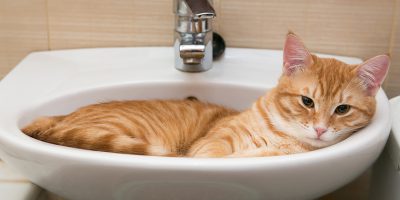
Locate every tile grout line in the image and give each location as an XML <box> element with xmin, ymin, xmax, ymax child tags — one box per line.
<box><xmin>0</xmin><ymin>179</ymin><xmax>32</xmax><ymax>184</ymax></box>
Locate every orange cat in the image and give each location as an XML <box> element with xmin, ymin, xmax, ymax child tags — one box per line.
<box><xmin>22</xmin><ymin>33</ymin><xmax>390</xmax><ymax>157</ymax></box>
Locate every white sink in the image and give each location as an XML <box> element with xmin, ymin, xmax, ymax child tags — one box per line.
<box><xmin>0</xmin><ymin>47</ymin><xmax>391</xmax><ymax>200</ymax></box>
<box><xmin>370</xmin><ymin>96</ymin><xmax>400</xmax><ymax>199</ymax></box>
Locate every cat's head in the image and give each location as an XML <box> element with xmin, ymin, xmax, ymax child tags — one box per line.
<box><xmin>270</xmin><ymin>32</ymin><xmax>390</xmax><ymax>148</ymax></box>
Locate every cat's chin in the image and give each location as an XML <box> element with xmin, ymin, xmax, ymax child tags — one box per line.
<box><xmin>301</xmin><ymin>137</ymin><xmax>336</xmax><ymax>149</ymax></box>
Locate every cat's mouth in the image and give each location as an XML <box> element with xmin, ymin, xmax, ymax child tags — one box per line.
<box><xmin>303</xmin><ymin>135</ymin><xmax>335</xmax><ymax>148</ymax></box>
<box><xmin>307</xmin><ymin>137</ymin><xmax>324</xmax><ymax>142</ymax></box>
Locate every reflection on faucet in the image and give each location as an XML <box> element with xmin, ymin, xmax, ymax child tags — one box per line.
<box><xmin>173</xmin><ymin>0</ymin><xmax>216</xmax><ymax>72</ymax></box>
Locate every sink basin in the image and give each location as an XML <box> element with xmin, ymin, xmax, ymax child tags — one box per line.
<box><xmin>0</xmin><ymin>47</ymin><xmax>391</xmax><ymax>200</ymax></box>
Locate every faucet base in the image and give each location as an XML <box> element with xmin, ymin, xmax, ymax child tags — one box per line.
<box><xmin>175</xmin><ymin>64</ymin><xmax>213</xmax><ymax>73</ymax></box>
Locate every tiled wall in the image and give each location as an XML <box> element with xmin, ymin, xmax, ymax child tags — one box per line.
<box><xmin>0</xmin><ymin>0</ymin><xmax>399</xmax><ymax>97</ymax></box>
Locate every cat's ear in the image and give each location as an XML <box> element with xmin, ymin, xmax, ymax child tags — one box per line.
<box><xmin>283</xmin><ymin>32</ymin><xmax>313</xmax><ymax>76</ymax></box>
<box><xmin>356</xmin><ymin>55</ymin><xmax>390</xmax><ymax>96</ymax></box>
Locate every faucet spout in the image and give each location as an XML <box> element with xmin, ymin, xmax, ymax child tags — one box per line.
<box><xmin>174</xmin><ymin>0</ymin><xmax>215</xmax><ymax>72</ymax></box>
<box><xmin>183</xmin><ymin>0</ymin><xmax>216</xmax><ymax>19</ymax></box>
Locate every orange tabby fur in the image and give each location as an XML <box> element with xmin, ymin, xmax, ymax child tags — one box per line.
<box><xmin>22</xmin><ymin>33</ymin><xmax>389</xmax><ymax>157</ymax></box>
<box><xmin>23</xmin><ymin>100</ymin><xmax>237</xmax><ymax>156</ymax></box>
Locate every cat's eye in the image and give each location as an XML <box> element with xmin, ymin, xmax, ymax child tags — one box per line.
<box><xmin>335</xmin><ymin>104</ymin><xmax>351</xmax><ymax>115</ymax></box>
<box><xmin>301</xmin><ymin>96</ymin><xmax>314</xmax><ymax>108</ymax></box>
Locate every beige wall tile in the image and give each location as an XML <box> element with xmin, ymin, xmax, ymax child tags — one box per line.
<box><xmin>212</xmin><ymin>0</ymin><xmax>221</xmax><ymax>33</ymax></box>
<box><xmin>47</xmin><ymin>0</ymin><xmax>174</xmax><ymax>49</ymax></box>
<box><xmin>384</xmin><ymin>0</ymin><xmax>400</xmax><ymax>98</ymax></box>
<box><xmin>0</xmin><ymin>0</ymin><xmax>49</xmax><ymax>78</ymax></box>
<box><xmin>218</xmin><ymin>0</ymin><xmax>395</xmax><ymax>60</ymax></box>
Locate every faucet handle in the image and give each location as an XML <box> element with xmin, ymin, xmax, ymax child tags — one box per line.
<box><xmin>175</xmin><ymin>0</ymin><xmax>216</xmax><ymax>19</ymax></box>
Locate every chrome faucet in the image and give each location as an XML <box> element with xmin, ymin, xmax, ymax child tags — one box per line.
<box><xmin>173</xmin><ymin>0</ymin><xmax>216</xmax><ymax>72</ymax></box>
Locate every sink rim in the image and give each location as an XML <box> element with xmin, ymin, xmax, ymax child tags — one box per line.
<box><xmin>3</xmin><ymin>80</ymin><xmax>391</xmax><ymax>171</ymax></box>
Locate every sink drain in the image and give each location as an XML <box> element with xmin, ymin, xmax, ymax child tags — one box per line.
<box><xmin>185</xmin><ymin>96</ymin><xmax>198</xmax><ymax>101</ymax></box>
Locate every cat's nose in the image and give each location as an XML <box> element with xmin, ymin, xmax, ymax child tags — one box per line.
<box><xmin>314</xmin><ymin>127</ymin><xmax>327</xmax><ymax>138</ymax></box>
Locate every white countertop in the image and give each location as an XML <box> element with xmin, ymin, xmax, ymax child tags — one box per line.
<box><xmin>0</xmin><ymin>160</ymin><xmax>40</xmax><ymax>200</ymax></box>
<box><xmin>0</xmin><ymin>162</ymin><xmax>65</xmax><ymax>200</ymax></box>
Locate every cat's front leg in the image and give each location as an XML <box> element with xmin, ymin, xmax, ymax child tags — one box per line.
<box><xmin>187</xmin><ymin>138</ymin><xmax>233</xmax><ymax>158</ymax></box>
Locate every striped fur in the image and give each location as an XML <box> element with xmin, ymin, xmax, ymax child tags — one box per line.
<box><xmin>23</xmin><ymin>100</ymin><xmax>237</xmax><ymax>156</ymax></box>
<box><xmin>22</xmin><ymin>33</ymin><xmax>389</xmax><ymax>157</ymax></box>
